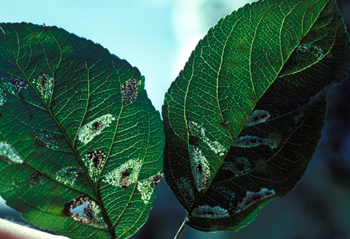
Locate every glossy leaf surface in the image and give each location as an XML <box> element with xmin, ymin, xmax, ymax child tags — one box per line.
<box><xmin>163</xmin><ymin>0</ymin><xmax>350</xmax><ymax>232</ymax></box>
<box><xmin>0</xmin><ymin>23</ymin><xmax>164</xmax><ymax>239</ymax></box>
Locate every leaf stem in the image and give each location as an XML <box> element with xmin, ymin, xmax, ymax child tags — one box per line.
<box><xmin>174</xmin><ymin>216</ymin><xmax>188</xmax><ymax>239</ymax></box>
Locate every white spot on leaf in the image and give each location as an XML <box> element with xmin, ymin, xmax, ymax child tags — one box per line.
<box><xmin>0</xmin><ymin>142</ymin><xmax>23</xmax><ymax>164</ymax></box>
<box><xmin>56</xmin><ymin>166</ymin><xmax>81</xmax><ymax>186</ymax></box>
<box><xmin>206</xmin><ymin>140</ymin><xmax>226</xmax><ymax>157</ymax></box>
<box><xmin>122</xmin><ymin>78</ymin><xmax>141</xmax><ymax>104</ymax></box>
<box><xmin>33</xmin><ymin>129</ymin><xmax>60</xmax><ymax>149</ymax></box>
<box><xmin>11</xmin><ymin>171</ymin><xmax>45</xmax><ymax>189</ymax></box>
<box><xmin>103</xmin><ymin>159</ymin><xmax>142</xmax><ymax>188</ymax></box>
<box><xmin>82</xmin><ymin>156</ymin><xmax>101</xmax><ymax>182</ymax></box>
<box><xmin>190</xmin><ymin>145</ymin><xmax>211</xmax><ymax>192</ymax></box>
<box><xmin>82</xmin><ymin>151</ymin><xmax>106</xmax><ymax>182</ymax></box>
<box><xmin>297</xmin><ymin>43</ymin><xmax>324</xmax><ymax>60</ymax></box>
<box><xmin>1</xmin><ymin>76</ymin><xmax>28</xmax><ymax>98</ymax></box>
<box><xmin>77</xmin><ymin>114</ymin><xmax>116</xmax><ymax>145</ymax></box>
<box><xmin>245</xmin><ymin>110</ymin><xmax>270</xmax><ymax>127</ymax></box>
<box><xmin>188</xmin><ymin>121</ymin><xmax>206</xmax><ymax>138</ymax></box>
<box><xmin>137</xmin><ymin>179</ymin><xmax>154</xmax><ymax>204</ymax></box>
<box><xmin>136</xmin><ymin>172</ymin><xmax>162</xmax><ymax>204</ymax></box>
<box><xmin>234</xmin><ymin>188</ymin><xmax>275</xmax><ymax>213</ymax></box>
<box><xmin>176</xmin><ymin>177</ymin><xmax>195</xmax><ymax>208</ymax></box>
<box><xmin>6</xmin><ymin>76</ymin><xmax>28</xmax><ymax>93</ymax></box>
<box><xmin>188</xmin><ymin>121</ymin><xmax>226</xmax><ymax>157</ymax></box>
<box><xmin>33</xmin><ymin>73</ymin><xmax>53</xmax><ymax>104</ymax></box>
<box><xmin>192</xmin><ymin>205</ymin><xmax>229</xmax><ymax>218</ymax></box>
<box><xmin>0</xmin><ymin>87</ymin><xmax>7</xmax><ymax>107</ymax></box>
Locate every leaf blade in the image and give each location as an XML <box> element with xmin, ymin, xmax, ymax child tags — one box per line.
<box><xmin>0</xmin><ymin>22</ymin><xmax>164</xmax><ymax>239</ymax></box>
<box><xmin>163</xmin><ymin>0</ymin><xmax>350</xmax><ymax>232</ymax></box>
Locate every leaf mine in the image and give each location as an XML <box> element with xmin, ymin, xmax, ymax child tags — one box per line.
<box><xmin>82</xmin><ymin>152</ymin><xmax>104</xmax><ymax>182</ymax></box>
<box><xmin>136</xmin><ymin>172</ymin><xmax>163</xmax><ymax>204</ymax></box>
<box><xmin>188</xmin><ymin>122</ymin><xmax>226</xmax><ymax>156</ymax></box>
<box><xmin>232</xmin><ymin>135</ymin><xmax>280</xmax><ymax>149</ymax></box>
<box><xmin>33</xmin><ymin>73</ymin><xmax>53</xmax><ymax>104</ymax></box>
<box><xmin>190</xmin><ymin>145</ymin><xmax>211</xmax><ymax>192</ymax></box>
<box><xmin>122</xmin><ymin>78</ymin><xmax>141</xmax><ymax>104</ymax></box>
<box><xmin>176</xmin><ymin>177</ymin><xmax>196</xmax><ymax>208</ymax></box>
<box><xmin>8</xmin><ymin>170</ymin><xmax>46</xmax><ymax>191</ymax></box>
<box><xmin>2</xmin><ymin>76</ymin><xmax>28</xmax><ymax>95</ymax></box>
<box><xmin>87</xmin><ymin>150</ymin><xmax>106</xmax><ymax>169</ymax></box>
<box><xmin>296</xmin><ymin>42</ymin><xmax>325</xmax><ymax>60</ymax></box>
<box><xmin>213</xmin><ymin>186</ymin><xmax>236</xmax><ymax>209</ymax></box>
<box><xmin>245</xmin><ymin>110</ymin><xmax>271</xmax><ymax>127</ymax></box>
<box><xmin>233</xmin><ymin>188</ymin><xmax>275</xmax><ymax>213</ymax></box>
<box><xmin>188</xmin><ymin>121</ymin><xmax>206</xmax><ymax>138</ymax></box>
<box><xmin>26</xmin><ymin>171</ymin><xmax>45</xmax><ymax>187</ymax></box>
<box><xmin>192</xmin><ymin>205</ymin><xmax>229</xmax><ymax>218</ymax></box>
<box><xmin>0</xmin><ymin>142</ymin><xmax>23</xmax><ymax>164</ymax></box>
<box><xmin>149</xmin><ymin>172</ymin><xmax>163</xmax><ymax>188</ymax></box>
<box><xmin>103</xmin><ymin>159</ymin><xmax>142</xmax><ymax>188</ymax></box>
<box><xmin>77</xmin><ymin>114</ymin><xmax>116</xmax><ymax>145</ymax></box>
<box><xmin>0</xmin><ymin>87</ymin><xmax>6</xmax><ymax>107</ymax></box>
<box><xmin>29</xmin><ymin>171</ymin><xmax>43</xmax><ymax>182</ymax></box>
<box><xmin>92</xmin><ymin>121</ymin><xmax>103</xmax><ymax>131</ymax></box>
<box><xmin>120</xmin><ymin>171</ymin><xmax>132</xmax><ymax>189</ymax></box>
<box><xmin>137</xmin><ymin>179</ymin><xmax>154</xmax><ymax>205</ymax></box>
<box><xmin>222</xmin><ymin>157</ymin><xmax>251</xmax><ymax>177</ymax></box>
<box><xmin>63</xmin><ymin>195</ymin><xmax>106</xmax><ymax>228</ymax></box>
<box><xmin>33</xmin><ymin>129</ymin><xmax>61</xmax><ymax>149</ymax></box>
<box><xmin>30</xmin><ymin>171</ymin><xmax>43</xmax><ymax>181</ymax></box>
<box><xmin>56</xmin><ymin>166</ymin><xmax>82</xmax><ymax>187</ymax></box>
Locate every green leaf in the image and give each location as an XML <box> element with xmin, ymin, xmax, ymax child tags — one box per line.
<box><xmin>163</xmin><ymin>0</ymin><xmax>350</xmax><ymax>232</ymax></box>
<box><xmin>0</xmin><ymin>23</ymin><xmax>164</xmax><ymax>239</ymax></box>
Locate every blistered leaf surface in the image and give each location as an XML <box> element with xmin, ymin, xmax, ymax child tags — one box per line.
<box><xmin>163</xmin><ymin>0</ymin><xmax>350</xmax><ymax>232</ymax></box>
<box><xmin>0</xmin><ymin>23</ymin><xmax>164</xmax><ymax>239</ymax></box>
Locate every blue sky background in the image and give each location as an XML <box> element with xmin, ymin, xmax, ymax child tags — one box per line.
<box><xmin>0</xmin><ymin>1</ymin><xmax>349</xmax><ymax>239</ymax></box>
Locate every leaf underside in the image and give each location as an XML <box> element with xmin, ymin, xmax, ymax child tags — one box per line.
<box><xmin>163</xmin><ymin>0</ymin><xmax>350</xmax><ymax>232</ymax></box>
<box><xmin>0</xmin><ymin>23</ymin><xmax>164</xmax><ymax>239</ymax></box>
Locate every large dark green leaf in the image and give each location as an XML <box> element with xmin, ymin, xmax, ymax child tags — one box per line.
<box><xmin>163</xmin><ymin>0</ymin><xmax>350</xmax><ymax>232</ymax></box>
<box><xmin>0</xmin><ymin>23</ymin><xmax>164</xmax><ymax>239</ymax></box>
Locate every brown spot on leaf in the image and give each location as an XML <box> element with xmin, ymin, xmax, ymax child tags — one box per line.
<box><xmin>120</xmin><ymin>171</ymin><xmax>131</xmax><ymax>189</ymax></box>
<box><xmin>30</xmin><ymin>171</ymin><xmax>43</xmax><ymax>181</ymax></box>
<box><xmin>87</xmin><ymin>150</ymin><xmax>106</xmax><ymax>169</ymax></box>
<box><xmin>39</xmin><ymin>73</ymin><xmax>49</xmax><ymax>88</ymax></box>
<box><xmin>92</xmin><ymin>121</ymin><xmax>103</xmax><ymax>131</ymax></box>
<box><xmin>150</xmin><ymin>173</ymin><xmax>163</xmax><ymax>188</ymax></box>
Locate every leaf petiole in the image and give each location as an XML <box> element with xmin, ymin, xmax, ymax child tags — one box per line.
<box><xmin>174</xmin><ymin>216</ymin><xmax>189</xmax><ymax>239</ymax></box>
